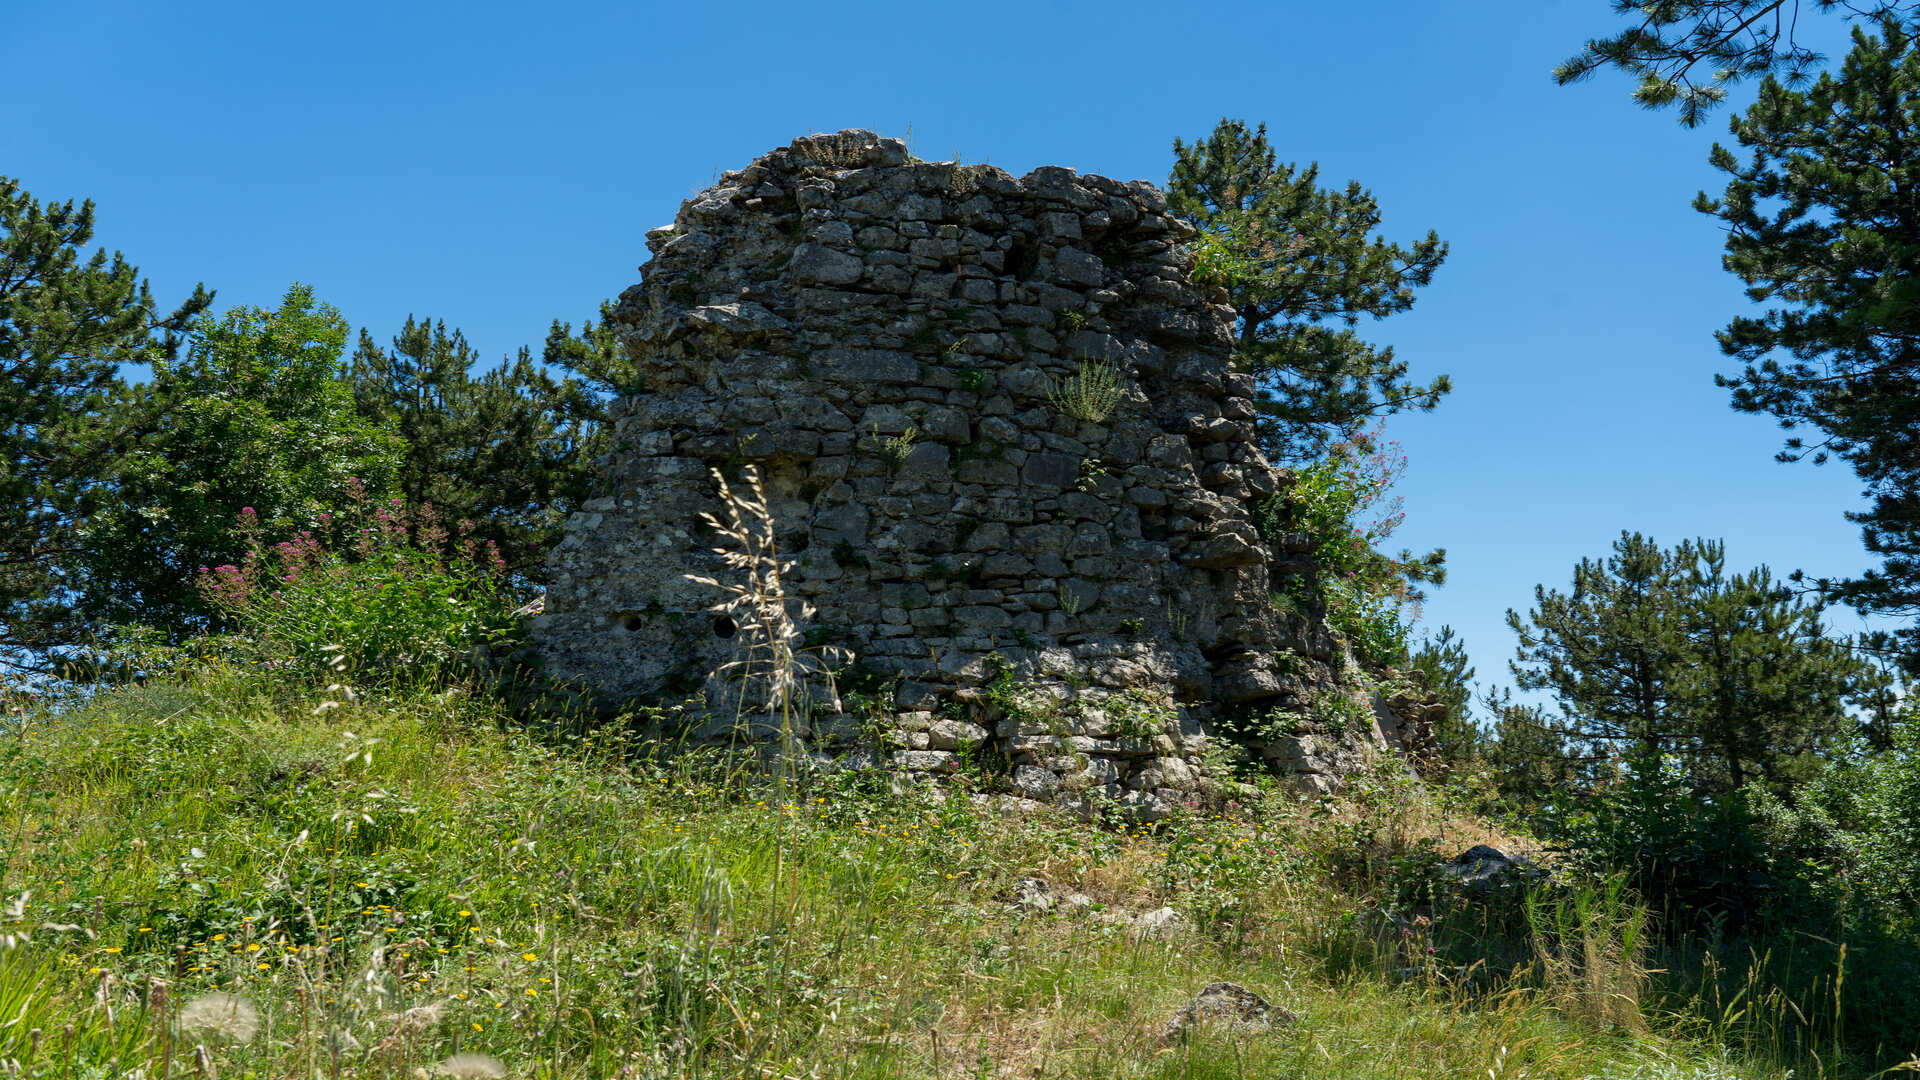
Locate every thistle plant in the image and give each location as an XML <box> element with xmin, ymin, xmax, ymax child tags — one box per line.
<box><xmin>1047</xmin><ymin>357</ymin><xmax>1125</xmax><ymax>424</ymax></box>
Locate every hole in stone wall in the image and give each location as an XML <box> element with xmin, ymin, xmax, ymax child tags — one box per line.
<box><xmin>621</xmin><ymin>614</ymin><xmax>645</xmax><ymax>632</ymax></box>
<box><xmin>1006</xmin><ymin>238</ymin><xmax>1040</xmax><ymax>281</ymax></box>
<box><xmin>712</xmin><ymin>614</ymin><xmax>738</xmax><ymax>639</ymax></box>
<box><xmin>1140</xmin><ymin>506</ymin><xmax>1171</xmax><ymax>542</ymax></box>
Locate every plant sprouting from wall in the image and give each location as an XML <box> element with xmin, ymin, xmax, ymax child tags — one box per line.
<box><xmin>1256</xmin><ymin>422</ymin><xmax>1444</xmax><ymax>668</ymax></box>
<box><xmin>873</xmin><ymin>425</ymin><xmax>919</xmax><ymax>474</ymax></box>
<box><xmin>1047</xmin><ymin>358</ymin><xmax>1125</xmax><ymax>424</ymax></box>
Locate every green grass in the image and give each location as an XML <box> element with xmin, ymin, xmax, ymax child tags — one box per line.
<box><xmin>0</xmin><ymin>667</ymin><xmax>1815</xmax><ymax>1079</ymax></box>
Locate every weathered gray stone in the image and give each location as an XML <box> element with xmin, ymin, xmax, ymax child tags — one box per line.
<box><xmin>790</xmin><ymin>243</ymin><xmax>865</xmax><ymax>285</ymax></box>
<box><xmin>534</xmin><ymin>130</ymin><xmax>1399</xmax><ymax>813</ymax></box>
<box><xmin>1163</xmin><ymin>982</ymin><xmax>1298</xmax><ymax>1041</ymax></box>
<box><xmin>815</xmin><ymin>349</ymin><xmax>918</xmax><ymax>384</ymax></box>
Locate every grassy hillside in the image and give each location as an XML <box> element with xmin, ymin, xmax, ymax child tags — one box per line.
<box><xmin>0</xmin><ymin>669</ymin><xmax>1817</xmax><ymax>1079</ymax></box>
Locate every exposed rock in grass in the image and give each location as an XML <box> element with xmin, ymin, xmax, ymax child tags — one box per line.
<box><xmin>1442</xmin><ymin>844</ymin><xmax>1543</xmax><ymax>901</ymax></box>
<box><xmin>1163</xmin><ymin>981</ymin><xmax>1298</xmax><ymax>1041</ymax></box>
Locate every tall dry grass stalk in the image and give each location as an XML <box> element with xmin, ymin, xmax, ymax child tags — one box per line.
<box><xmin>1527</xmin><ymin>875</ymin><xmax>1650</xmax><ymax>1031</ymax></box>
<box><xmin>686</xmin><ymin>465</ymin><xmax>839</xmax><ymax>757</ymax></box>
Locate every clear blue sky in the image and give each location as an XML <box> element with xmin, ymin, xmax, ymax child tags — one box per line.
<box><xmin>6</xmin><ymin>0</ymin><xmax>1889</xmax><ymax>700</ymax></box>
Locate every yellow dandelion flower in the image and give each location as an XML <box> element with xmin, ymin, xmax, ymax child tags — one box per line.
<box><xmin>521</xmin><ymin>952</ymin><xmax>537</xmax><ymax>962</ymax></box>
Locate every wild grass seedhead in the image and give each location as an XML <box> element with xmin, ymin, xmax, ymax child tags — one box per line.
<box><xmin>687</xmin><ymin>466</ymin><xmax>840</xmax><ymax>747</ymax></box>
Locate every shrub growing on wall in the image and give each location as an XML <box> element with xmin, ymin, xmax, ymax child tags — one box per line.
<box><xmin>1260</xmin><ymin>425</ymin><xmax>1445</xmax><ymax>668</ymax></box>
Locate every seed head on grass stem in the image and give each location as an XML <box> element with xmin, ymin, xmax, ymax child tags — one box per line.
<box><xmin>437</xmin><ymin>1053</ymin><xmax>506</xmax><ymax>1080</ymax></box>
<box><xmin>686</xmin><ymin>466</ymin><xmax>840</xmax><ymax>747</ymax></box>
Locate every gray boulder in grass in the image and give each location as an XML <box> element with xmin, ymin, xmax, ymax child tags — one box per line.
<box><xmin>1163</xmin><ymin>982</ymin><xmax>1299</xmax><ymax>1041</ymax></box>
<box><xmin>1441</xmin><ymin>844</ymin><xmax>1542</xmax><ymax>900</ymax></box>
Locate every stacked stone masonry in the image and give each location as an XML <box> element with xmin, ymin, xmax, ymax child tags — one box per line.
<box><xmin>535</xmin><ymin>130</ymin><xmax>1409</xmax><ymax>812</ymax></box>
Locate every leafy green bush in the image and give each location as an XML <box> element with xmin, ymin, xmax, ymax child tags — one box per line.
<box><xmin>1529</xmin><ymin>737</ymin><xmax>1920</xmax><ymax>1067</ymax></box>
<box><xmin>1536</xmin><ymin>751</ymin><xmax>1779</xmax><ymax>934</ymax></box>
<box><xmin>1257</xmin><ymin>425</ymin><xmax>1442</xmax><ymax>668</ymax></box>
<box><xmin>1751</xmin><ymin>722</ymin><xmax>1920</xmax><ymax>931</ymax></box>
<box><xmin>195</xmin><ymin>481</ymin><xmax>521</xmax><ymax>684</ymax></box>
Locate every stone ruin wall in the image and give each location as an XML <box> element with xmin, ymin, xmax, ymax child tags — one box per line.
<box><xmin>535</xmin><ymin>130</ymin><xmax>1427</xmax><ymax>813</ymax></box>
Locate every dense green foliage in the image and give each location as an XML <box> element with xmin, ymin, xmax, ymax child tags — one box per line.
<box><xmin>1479</xmin><ymin>533</ymin><xmax>1920</xmax><ymax>1067</ymax></box>
<box><xmin>1</xmin><ymin>171</ymin><xmax>629</xmax><ymax>674</ymax></box>
<box><xmin>0</xmin><ymin>178</ymin><xmax>211</xmax><ymax>662</ymax></box>
<box><xmin>349</xmin><ymin>317</ymin><xmax>603</xmax><ymax>579</ymax></box>
<box><xmin>192</xmin><ymin>488</ymin><xmax>520</xmax><ymax>684</ymax></box>
<box><xmin>79</xmin><ymin>285</ymin><xmax>400</xmax><ymax>635</ymax></box>
<box><xmin>1167</xmin><ymin>120</ymin><xmax>1449</xmax><ymax>461</ymax></box>
<box><xmin>1754</xmin><ymin>712</ymin><xmax>1920</xmax><ymax>927</ymax></box>
<box><xmin>1507</xmin><ymin>532</ymin><xmax>1877</xmax><ymax>794</ymax></box>
<box><xmin>1262</xmin><ymin>427</ymin><xmax>1445</xmax><ymax>670</ymax></box>
<box><xmin>1695</xmin><ymin>18</ymin><xmax>1920</xmax><ymax>672</ymax></box>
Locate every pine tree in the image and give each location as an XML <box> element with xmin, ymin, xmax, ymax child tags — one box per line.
<box><xmin>1695</xmin><ymin>18</ymin><xmax>1920</xmax><ymax>671</ymax></box>
<box><xmin>1410</xmin><ymin>625</ymin><xmax>1480</xmax><ymax>766</ymax></box>
<box><xmin>1508</xmin><ymin>532</ymin><xmax>1693</xmax><ymax>760</ymax></box>
<box><xmin>1480</xmin><ymin>688</ymin><xmax>1581</xmax><ymax>807</ymax></box>
<box><xmin>1557</xmin><ymin>1</ymin><xmax>1907</xmax><ymax>126</ymax></box>
<box><xmin>348</xmin><ymin>317</ymin><xmax>603</xmax><ymax>579</ymax></box>
<box><xmin>542</xmin><ymin>299</ymin><xmax>637</xmax><ymax>399</ymax></box>
<box><xmin>1509</xmin><ymin>532</ymin><xmax>1874</xmax><ymax>795</ymax></box>
<box><xmin>0</xmin><ymin>178</ymin><xmax>211</xmax><ymax>664</ymax></box>
<box><xmin>1674</xmin><ymin>545</ymin><xmax>1868</xmax><ymax>790</ymax></box>
<box><xmin>1167</xmin><ymin>120</ymin><xmax>1449</xmax><ymax>461</ymax></box>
